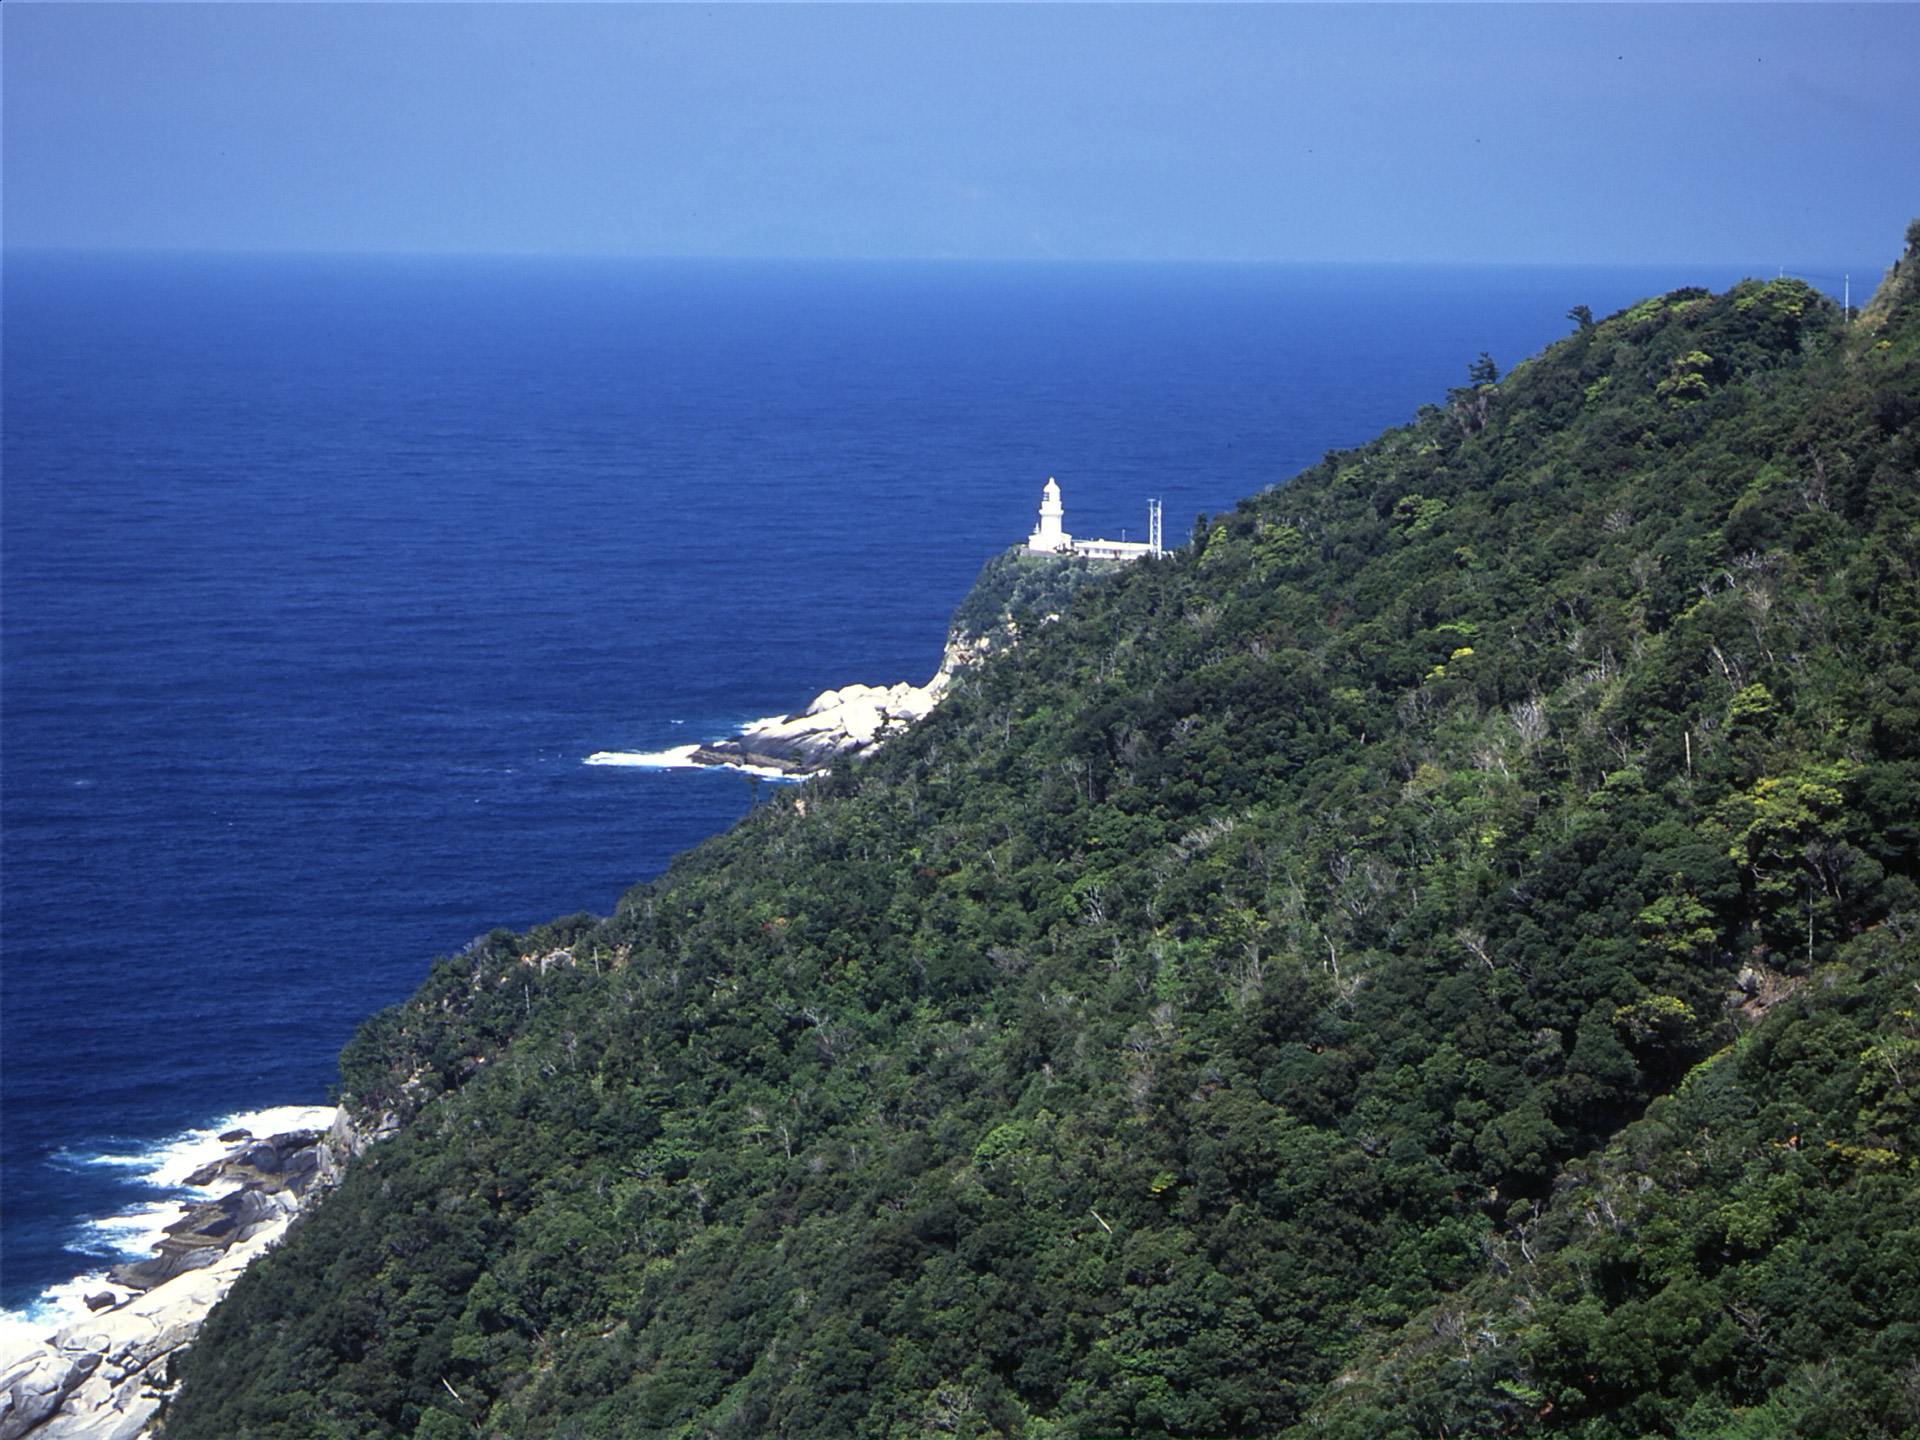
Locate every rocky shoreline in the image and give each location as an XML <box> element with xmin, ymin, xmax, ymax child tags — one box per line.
<box><xmin>688</xmin><ymin>675</ymin><xmax>949</xmax><ymax>774</ymax></box>
<box><xmin>688</xmin><ymin>635</ymin><xmax>991</xmax><ymax>776</ymax></box>
<box><xmin>0</xmin><ymin>1117</ymin><xmax>361</xmax><ymax>1440</ymax></box>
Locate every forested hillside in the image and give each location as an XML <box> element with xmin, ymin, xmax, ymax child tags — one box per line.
<box><xmin>165</xmin><ymin>224</ymin><xmax>1920</xmax><ymax>1440</ymax></box>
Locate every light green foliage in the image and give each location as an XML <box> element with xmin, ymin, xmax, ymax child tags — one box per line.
<box><xmin>1390</xmin><ymin>494</ymin><xmax>1448</xmax><ymax>533</ymax></box>
<box><xmin>1656</xmin><ymin>350</ymin><xmax>1717</xmax><ymax>403</ymax></box>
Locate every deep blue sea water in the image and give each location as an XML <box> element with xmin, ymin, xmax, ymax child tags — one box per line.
<box><xmin>2</xmin><ymin>252</ymin><xmax>1765</xmax><ymax>1329</ymax></box>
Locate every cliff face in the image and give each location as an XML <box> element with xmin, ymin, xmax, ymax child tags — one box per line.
<box><xmin>167</xmin><ymin>231</ymin><xmax>1919</xmax><ymax>1440</ymax></box>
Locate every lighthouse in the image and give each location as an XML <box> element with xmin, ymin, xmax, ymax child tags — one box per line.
<box><xmin>1027</xmin><ymin>478</ymin><xmax>1073</xmax><ymax>554</ymax></box>
<box><xmin>1023</xmin><ymin>478</ymin><xmax>1162</xmax><ymax>561</ymax></box>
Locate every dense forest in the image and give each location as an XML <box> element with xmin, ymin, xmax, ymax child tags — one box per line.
<box><xmin>165</xmin><ymin>223</ymin><xmax>1920</xmax><ymax>1440</ymax></box>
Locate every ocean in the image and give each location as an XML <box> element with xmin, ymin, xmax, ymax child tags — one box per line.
<box><xmin>1</xmin><ymin>252</ymin><xmax>1764</xmax><ymax>1336</ymax></box>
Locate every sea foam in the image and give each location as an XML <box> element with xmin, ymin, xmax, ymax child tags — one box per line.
<box><xmin>0</xmin><ymin>1103</ymin><xmax>336</xmax><ymax>1351</ymax></box>
<box><xmin>587</xmin><ymin>747</ymin><xmax>805</xmax><ymax>781</ymax></box>
<box><xmin>586</xmin><ymin>716</ymin><xmax>804</xmax><ymax>781</ymax></box>
<box><xmin>585</xmin><ymin>743</ymin><xmax>703</xmax><ymax>769</ymax></box>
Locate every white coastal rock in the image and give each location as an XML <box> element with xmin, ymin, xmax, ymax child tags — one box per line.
<box><xmin>692</xmin><ymin>671</ymin><xmax>950</xmax><ymax>773</ymax></box>
<box><xmin>3</xmin><ymin>1219</ymin><xmax>296</xmax><ymax>1440</ymax></box>
<box><xmin>0</xmin><ymin>1352</ymin><xmax>99</xmax><ymax>1440</ymax></box>
<box><xmin>683</xmin><ymin>631</ymin><xmax>997</xmax><ymax>776</ymax></box>
<box><xmin>769</xmin><ymin>675</ymin><xmax>946</xmax><ymax>748</ymax></box>
<box><xmin>0</xmin><ymin>1119</ymin><xmax>353</xmax><ymax>1440</ymax></box>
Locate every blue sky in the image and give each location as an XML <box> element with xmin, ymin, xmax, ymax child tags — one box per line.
<box><xmin>4</xmin><ymin>4</ymin><xmax>1915</xmax><ymax>267</ymax></box>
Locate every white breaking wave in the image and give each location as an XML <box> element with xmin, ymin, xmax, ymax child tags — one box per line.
<box><xmin>88</xmin><ymin>1103</ymin><xmax>337</xmax><ymax>1194</ymax></box>
<box><xmin>0</xmin><ymin>1271</ymin><xmax>122</xmax><ymax>1365</ymax></box>
<box><xmin>586</xmin><ymin>747</ymin><xmax>803</xmax><ymax>782</ymax></box>
<box><xmin>586</xmin><ymin>716</ymin><xmax>804</xmax><ymax>782</ymax></box>
<box><xmin>0</xmin><ymin>1102</ymin><xmax>336</xmax><ymax>1352</ymax></box>
<box><xmin>585</xmin><ymin>743</ymin><xmax>704</xmax><ymax>769</ymax></box>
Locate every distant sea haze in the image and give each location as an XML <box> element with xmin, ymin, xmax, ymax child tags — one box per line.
<box><xmin>0</xmin><ymin>251</ymin><xmax>1766</xmax><ymax>1330</ymax></box>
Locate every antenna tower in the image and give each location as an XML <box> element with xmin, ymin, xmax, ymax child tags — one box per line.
<box><xmin>1148</xmin><ymin>498</ymin><xmax>1163</xmax><ymax>557</ymax></box>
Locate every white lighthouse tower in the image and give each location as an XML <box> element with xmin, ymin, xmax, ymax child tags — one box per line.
<box><xmin>1027</xmin><ymin>478</ymin><xmax>1073</xmax><ymax>554</ymax></box>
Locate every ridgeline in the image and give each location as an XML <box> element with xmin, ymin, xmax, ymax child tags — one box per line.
<box><xmin>165</xmin><ymin>224</ymin><xmax>1920</xmax><ymax>1440</ymax></box>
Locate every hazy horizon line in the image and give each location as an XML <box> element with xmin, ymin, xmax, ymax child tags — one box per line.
<box><xmin>7</xmin><ymin>243</ymin><xmax>1888</xmax><ymax>275</ymax></box>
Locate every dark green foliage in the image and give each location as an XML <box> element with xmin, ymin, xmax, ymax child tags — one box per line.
<box><xmin>1296</xmin><ymin>931</ymin><xmax>1920</xmax><ymax>1440</ymax></box>
<box><xmin>166</xmin><ymin>233</ymin><xmax>1920</xmax><ymax>1440</ymax></box>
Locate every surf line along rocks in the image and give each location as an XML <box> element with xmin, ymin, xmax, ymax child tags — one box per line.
<box><xmin>0</xmin><ymin>1119</ymin><xmax>365</xmax><ymax>1440</ymax></box>
<box><xmin>687</xmin><ymin>631</ymin><xmax>1004</xmax><ymax>776</ymax></box>
<box><xmin>688</xmin><ymin>674</ymin><xmax>950</xmax><ymax>774</ymax></box>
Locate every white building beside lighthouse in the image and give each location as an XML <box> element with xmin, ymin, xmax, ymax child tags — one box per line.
<box><xmin>1026</xmin><ymin>478</ymin><xmax>1161</xmax><ymax>561</ymax></box>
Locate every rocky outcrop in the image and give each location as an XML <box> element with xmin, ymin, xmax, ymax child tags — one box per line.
<box><xmin>690</xmin><ymin>632</ymin><xmax>998</xmax><ymax>776</ymax></box>
<box><xmin>690</xmin><ymin>674</ymin><xmax>949</xmax><ymax>774</ymax></box>
<box><xmin>0</xmin><ymin>1352</ymin><xmax>99</xmax><ymax>1440</ymax></box>
<box><xmin>0</xmin><ymin>1125</ymin><xmax>347</xmax><ymax>1440</ymax></box>
<box><xmin>105</xmin><ymin>1130</ymin><xmax>334</xmax><ymax>1295</ymax></box>
<box><xmin>328</xmin><ymin>1097</ymin><xmax>401</xmax><ymax>1160</ymax></box>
